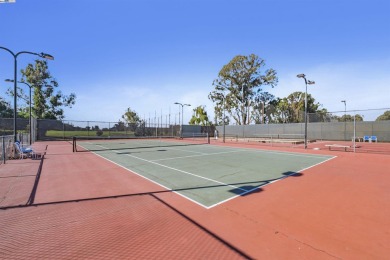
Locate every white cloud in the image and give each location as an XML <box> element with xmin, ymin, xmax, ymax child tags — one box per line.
<box><xmin>63</xmin><ymin>58</ymin><xmax>390</xmax><ymax>123</ymax></box>
<box><xmin>64</xmin><ymin>81</ymin><xmax>215</xmax><ymax>124</ymax></box>
<box><xmin>271</xmin><ymin>59</ymin><xmax>390</xmax><ymax>120</ymax></box>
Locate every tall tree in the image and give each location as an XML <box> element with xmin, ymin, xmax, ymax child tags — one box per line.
<box><xmin>272</xmin><ymin>92</ymin><xmax>321</xmax><ymax>123</ymax></box>
<box><xmin>112</xmin><ymin>121</ymin><xmax>125</xmax><ymax>131</ymax></box>
<box><xmin>20</xmin><ymin>60</ymin><xmax>76</xmax><ymax>120</ymax></box>
<box><xmin>0</xmin><ymin>97</ymin><xmax>13</xmax><ymax>118</ymax></box>
<box><xmin>209</xmin><ymin>54</ymin><xmax>278</xmax><ymax>125</ymax></box>
<box><xmin>122</xmin><ymin>107</ymin><xmax>141</xmax><ymax>125</ymax></box>
<box><xmin>122</xmin><ymin>107</ymin><xmax>141</xmax><ymax>132</ymax></box>
<box><xmin>270</xmin><ymin>98</ymin><xmax>289</xmax><ymax>123</ymax></box>
<box><xmin>208</xmin><ymin>91</ymin><xmax>232</xmax><ymax>125</ymax></box>
<box><xmin>5</xmin><ymin>84</ymin><xmax>32</xmax><ymax>119</ymax></box>
<box><xmin>376</xmin><ymin>110</ymin><xmax>390</xmax><ymax>121</ymax></box>
<box><xmin>189</xmin><ymin>105</ymin><xmax>211</xmax><ymax>126</ymax></box>
<box><xmin>338</xmin><ymin>114</ymin><xmax>364</xmax><ymax>122</ymax></box>
<box><xmin>251</xmin><ymin>92</ymin><xmax>275</xmax><ymax>124</ymax></box>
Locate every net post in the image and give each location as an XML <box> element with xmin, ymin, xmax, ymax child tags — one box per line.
<box><xmin>72</xmin><ymin>136</ymin><xmax>76</xmax><ymax>152</ymax></box>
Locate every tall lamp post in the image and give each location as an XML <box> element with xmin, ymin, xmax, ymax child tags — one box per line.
<box><xmin>341</xmin><ymin>100</ymin><xmax>346</xmax><ymax>141</ymax></box>
<box><xmin>222</xmin><ymin>97</ymin><xmax>226</xmax><ymax>143</ymax></box>
<box><xmin>297</xmin><ymin>74</ymin><xmax>315</xmax><ymax>149</ymax></box>
<box><xmin>5</xmin><ymin>79</ymin><xmax>33</xmax><ymax>144</ymax></box>
<box><xmin>215</xmin><ymin>93</ymin><xmax>227</xmax><ymax>143</ymax></box>
<box><xmin>0</xmin><ymin>46</ymin><xmax>54</xmax><ymax>142</ymax></box>
<box><xmin>174</xmin><ymin>102</ymin><xmax>190</xmax><ymax>138</ymax></box>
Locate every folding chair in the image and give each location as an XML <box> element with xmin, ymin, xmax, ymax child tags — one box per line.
<box><xmin>14</xmin><ymin>141</ymin><xmax>33</xmax><ymax>159</ymax></box>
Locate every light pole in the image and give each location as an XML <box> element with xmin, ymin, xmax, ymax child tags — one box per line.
<box><xmin>0</xmin><ymin>46</ymin><xmax>54</xmax><ymax>142</ymax></box>
<box><xmin>5</xmin><ymin>79</ymin><xmax>33</xmax><ymax>144</ymax></box>
<box><xmin>297</xmin><ymin>74</ymin><xmax>315</xmax><ymax>149</ymax></box>
<box><xmin>174</xmin><ymin>102</ymin><xmax>190</xmax><ymax>138</ymax></box>
<box><xmin>242</xmin><ymin>85</ymin><xmax>246</xmax><ymax>138</ymax></box>
<box><xmin>223</xmin><ymin>98</ymin><xmax>226</xmax><ymax>143</ymax></box>
<box><xmin>216</xmin><ymin>93</ymin><xmax>227</xmax><ymax>143</ymax></box>
<box><xmin>341</xmin><ymin>100</ymin><xmax>346</xmax><ymax>141</ymax></box>
<box><xmin>262</xmin><ymin>101</ymin><xmax>265</xmax><ymax>124</ymax></box>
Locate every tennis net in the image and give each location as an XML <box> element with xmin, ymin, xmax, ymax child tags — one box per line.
<box><xmin>72</xmin><ymin>133</ymin><xmax>210</xmax><ymax>152</ymax></box>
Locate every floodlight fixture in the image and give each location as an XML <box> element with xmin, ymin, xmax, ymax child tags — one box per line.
<box><xmin>297</xmin><ymin>74</ymin><xmax>306</xmax><ymax>78</ymax></box>
<box><xmin>307</xmin><ymin>80</ymin><xmax>315</xmax><ymax>85</ymax></box>
<box><xmin>174</xmin><ymin>102</ymin><xmax>191</xmax><ymax>137</ymax></box>
<box><xmin>40</xmin><ymin>52</ymin><xmax>54</xmax><ymax>60</ymax></box>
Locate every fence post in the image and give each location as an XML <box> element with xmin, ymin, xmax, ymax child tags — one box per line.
<box><xmin>353</xmin><ymin>115</ymin><xmax>356</xmax><ymax>153</ymax></box>
<box><xmin>2</xmin><ymin>136</ymin><xmax>5</xmax><ymax>164</ymax></box>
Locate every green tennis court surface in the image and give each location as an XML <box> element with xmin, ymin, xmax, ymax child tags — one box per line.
<box><xmin>77</xmin><ymin>140</ymin><xmax>334</xmax><ymax>208</ymax></box>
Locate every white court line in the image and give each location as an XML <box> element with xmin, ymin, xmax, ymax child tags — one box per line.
<box><xmin>125</xmin><ymin>153</ymin><xmax>248</xmax><ymax>193</ymax></box>
<box><xmin>206</xmin><ymin>155</ymin><xmax>337</xmax><ymax>208</ymax></box>
<box><xmin>85</xmin><ymin>143</ymin><xmax>253</xmax><ymax>208</ymax></box>
<box><xmin>213</xmin><ymin>144</ymin><xmax>334</xmax><ymax>160</ymax></box>
<box><xmin>167</xmin><ymin>147</ymin><xmax>208</xmax><ymax>155</ymax></box>
<box><xmin>79</xmin><ymin>144</ymin><xmax>212</xmax><ymax>208</ymax></box>
<box><xmin>85</xmin><ymin>140</ymin><xmax>331</xmax><ymax>160</ymax></box>
<box><xmin>151</xmin><ymin>149</ymin><xmax>243</xmax><ymax>162</ymax></box>
<box><xmin>79</xmin><ymin>143</ymin><xmax>336</xmax><ymax>209</ymax></box>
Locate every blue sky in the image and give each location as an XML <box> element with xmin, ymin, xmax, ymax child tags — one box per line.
<box><xmin>1</xmin><ymin>0</ymin><xmax>389</xmax><ymax>123</ymax></box>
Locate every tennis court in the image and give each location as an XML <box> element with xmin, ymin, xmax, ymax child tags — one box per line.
<box><xmin>1</xmin><ymin>140</ymin><xmax>389</xmax><ymax>259</ymax></box>
<box><xmin>75</xmin><ymin>137</ymin><xmax>334</xmax><ymax>208</ymax></box>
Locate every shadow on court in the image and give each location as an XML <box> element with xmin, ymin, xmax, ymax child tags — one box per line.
<box><xmin>228</xmin><ymin>171</ymin><xmax>303</xmax><ymax>196</ymax></box>
<box><xmin>0</xmin><ymin>170</ymin><xmax>304</xmax><ymax>210</ymax></box>
<box><xmin>283</xmin><ymin>171</ymin><xmax>303</xmax><ymax>177</ymax></box>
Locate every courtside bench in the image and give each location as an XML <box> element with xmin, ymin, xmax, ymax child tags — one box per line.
<box><xmin>325</xmin><ymin>144</ymin><xmax>350</xmax><ymax>151</ymax></box>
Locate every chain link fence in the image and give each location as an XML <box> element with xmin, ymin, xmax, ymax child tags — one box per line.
<box><xmin>216</xmin><ymin>108</ymin><xmax>390</xmax><ymax>143</ymax></box>
<box><xmin>36</xmin><ymin>120</ymin><xmax>206</xmax><ymax>141</ymax></box>
<box><xmin>0</xmin><ymin>118</ymin><xmax>32</xmax><ymax>163</ymax></box>
<box><xmin>0</xmin><ymin>117</ymin><xmax>210</xmax><ymax>143</ymax></box>
<box><xmin>1</xmin><ymin>107</ymin><xmax>388</xmax><ymax>150</ymax></box>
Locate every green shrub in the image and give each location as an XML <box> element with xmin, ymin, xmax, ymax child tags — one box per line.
<box><xmin>96</xmin><ymin>130</ymin><xmax>103</xmax><ymax>136</ymax></box>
